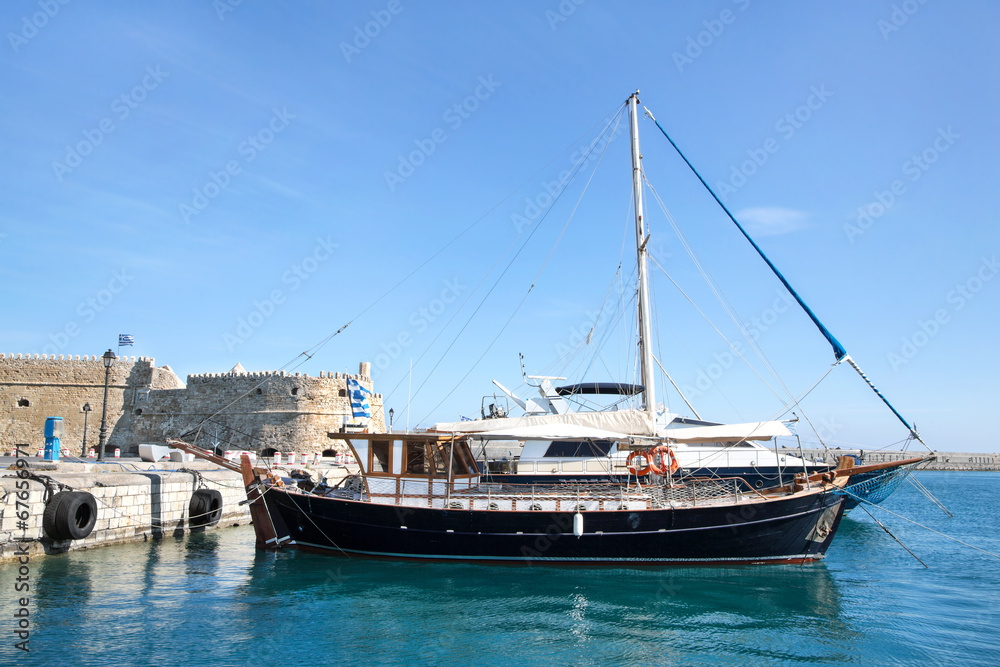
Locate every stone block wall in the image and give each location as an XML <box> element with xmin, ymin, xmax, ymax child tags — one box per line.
<box><xmin>0</xmin><ymin>463</ymin><xmax>250</xmax><ymax>561</ymax></box>
<box><xmin>0</xmin><ymin>354</ymin><xmax>183</xmax><ymax>455</ymax></box>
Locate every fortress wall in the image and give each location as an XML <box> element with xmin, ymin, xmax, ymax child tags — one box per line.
<box><xmin>0</xmin><ymin>354</ymin><xmax>180</xmax><ymax>455</ymax></box>
<box><xmin>1</xmin><ymin>355</ymin><xmax>385</xmax><ymax>455</ymax></box>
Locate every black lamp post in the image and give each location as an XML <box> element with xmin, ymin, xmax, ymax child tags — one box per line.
<box><xmin>97</xmin><ymin>349</ymin><xmax>116</xmax><ymax>461</ymax></box>
<box><xmin>81</xmin><ymin>403</ymin><xmax>92</xmax><ymax>457</ymax></box>
<box><xmin>388</xmin><ymin>408</ymin><xmax>394</xmax><ymax>432</ymax></box>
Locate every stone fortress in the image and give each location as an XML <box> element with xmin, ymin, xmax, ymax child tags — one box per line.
<box><xmin>0</xmin><ymin>353</ymin><xmax>385</xmax><ymax>456</ymax></box>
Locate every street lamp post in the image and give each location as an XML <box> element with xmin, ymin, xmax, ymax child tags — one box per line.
<box><xmin>388</xmin><ymin>408</ymin><xmax>394</xmax><ymax>432</ymax></box>
<box><xmin>81</xmin><ymin>403</ymin><xmax>92</xmax><ymax>457</ymax></box>
<box><xmin>97</xmin><ymin>349</ymin><xmax>116</xmax><ymax>461</ymax></box>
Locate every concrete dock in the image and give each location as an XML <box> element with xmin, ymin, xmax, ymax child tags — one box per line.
<box><xmin>0</xmin><ymin>455</ymin><xmax>355</xmax><ymax>562</ymax></box>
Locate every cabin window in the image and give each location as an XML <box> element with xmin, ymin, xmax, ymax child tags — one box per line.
<box><xmin>404</xmin><ymin>442</ymin><xmax>428</xmax><ymax>474</ymax></box>
<box><xmin>542</xmin><ymin>440</ymin><xmax>614</xmax><ymax>458</ymax></box>
<box><xmin>370</xmin><ymin>440</ymin><xmax>390</xmax><ymax>473</ymax></box>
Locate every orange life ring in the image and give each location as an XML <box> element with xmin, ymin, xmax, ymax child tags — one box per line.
<box><xmin>648</xmin><ymin>445</ymin><xmax>679</xmax><ymax>475</ymax></box>
<box><xmin>626</xmin><ymin>450</ymin><xmax>652</xmax><ymax>476</ymax></box>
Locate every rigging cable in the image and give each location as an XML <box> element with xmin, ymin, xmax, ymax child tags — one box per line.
<box><xmin>642</xmin><ymin>105</ymin><xmax>930</xmax><ymax>451</ymax></box>
<box><xmin>380</xmin><ymin>107</ymin><xmax>626</xmax><ymax>406</ymax></box>
<box><xmin>841</xmin><ymin>487</ymin><xmax>1000</xmax><ymax>562</ymax></box>
<box><xmin>416</xmin><ymin>107</ymin><xmax>626</xmax><ymax>424</ymax></box>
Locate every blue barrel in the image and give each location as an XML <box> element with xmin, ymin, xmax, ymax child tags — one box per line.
<box><xmin>44</xmin><ymin>416</ymin><xmax>63</xmax><ymax>462</ymax></box>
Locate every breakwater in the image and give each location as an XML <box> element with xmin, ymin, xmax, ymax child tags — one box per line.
<box><xmin>777</xmin><ymin>448</ymin><xmax>999</xmax><ymax>471</ymax></box>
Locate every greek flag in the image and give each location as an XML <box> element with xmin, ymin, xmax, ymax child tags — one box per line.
<box><xmin>118</xmin><ymin>334</ymin><xmax>135</xmax><ymax>346</ymax></box>
<box><xmin>346</xmin><ymin>378</ymin><xmax>371</xmax><ymax>419</ymax></box>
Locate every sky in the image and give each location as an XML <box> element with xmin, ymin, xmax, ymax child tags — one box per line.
<box><xmin>1</xmin><ymin>1</ymin><xmax>998</xmax><ymax>451</ymax></box>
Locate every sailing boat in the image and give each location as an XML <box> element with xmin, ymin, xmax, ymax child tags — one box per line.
<box><xmin>429</xmin><ymin>96</ymin><xmax>933</xmax><ymax>510</ymax></box>
<box><xmin>170</xmin><ymin>91</ymin><xmax>927</xmax><ymax>564</ymax></box>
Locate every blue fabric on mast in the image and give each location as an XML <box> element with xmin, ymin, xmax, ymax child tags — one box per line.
<box><xmin>646</xmin><ymin>116</ymin><xmax>847</xmax><ymax>362</ymax></box>
<box><xmin>645</xmin><ymin>112</ymin><xmax>929</xmax><ymax>444</ymax></box>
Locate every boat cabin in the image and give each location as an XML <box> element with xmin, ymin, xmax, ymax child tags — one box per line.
<box><xmin>329</xmin><ymin>432</ymin><xmax>481</xmax><ymax>507</ymax></box>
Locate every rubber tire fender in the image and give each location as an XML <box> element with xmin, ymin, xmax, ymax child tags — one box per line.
<box><xmin>45</xmin><ymin>491</ymin><xmax>98</xmax><ymax>541</ymax></box>
<box><xmin>189</xmin><ymin>489</ymin><xmax>223</xmax><ymax>527</ymax></box>
<box><xmin>42</xmin><ymin>490</ymin><xmax>71</xmax><ymax>541</ymax></box>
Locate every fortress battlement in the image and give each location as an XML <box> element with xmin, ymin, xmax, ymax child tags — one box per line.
<box><xmin>2</xmin><ymin>355</ymin><xmax>384</xmax><ymax>455</ymax></box>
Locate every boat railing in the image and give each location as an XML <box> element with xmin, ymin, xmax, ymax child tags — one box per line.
<box><xmin>346</xmin><ymin>473</ymin><xmax>775</xmax><ymax>511</ymax></box>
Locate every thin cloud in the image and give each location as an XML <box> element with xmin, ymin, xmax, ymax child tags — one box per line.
<box><xmin>735</xmin><ymin>207</ymin><xmax>809</xmax><ymax>236</ymax></box>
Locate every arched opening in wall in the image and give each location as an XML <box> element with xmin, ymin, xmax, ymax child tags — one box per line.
<box><xmin>260</xmin><ymin>447</ymin><xmax>278</xmax><ymax>458</ymax></box>
<box><xmin>322</xmin><ymin>449</ymin><xmax>338</xmax><ymax>457</ymax></box>
<box><xmin>134</xmin><ymin>408</ymin><xmax>143</xmax><ymax>415</ymax></box>
<box><xmin>256</xmin><ymin>388</ymin><xmax>262</xmax><ymax>395</ymax></box>
<box><xmin>291</xmin><ymin>387</ymin><xmax>299</xmax><ymax>396</ymax></box>
<box><xmin>17</xmin><ymin>398</ymin><xmax>29</xmax><ymax>407</ymax></box>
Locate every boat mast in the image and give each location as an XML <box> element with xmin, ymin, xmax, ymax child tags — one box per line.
<box><xmin>628</xmin><ymin>91</ymin><xmax>657</xmax><ymax>428</ymax></box>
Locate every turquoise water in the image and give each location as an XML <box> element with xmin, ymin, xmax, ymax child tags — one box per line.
<box><xmin>2</xmin><ymin>472</ymin><xmax>998</xmax><ymax>666</ymax></box>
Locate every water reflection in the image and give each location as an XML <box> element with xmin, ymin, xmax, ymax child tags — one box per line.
<box><xmin>231</xmin><ymin>549</ymin><xmax>857</xmax><ymax>663</ymax></box>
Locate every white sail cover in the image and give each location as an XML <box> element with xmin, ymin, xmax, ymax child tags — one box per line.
<box><xmin>662</xmin><ymin>421</ymin><xmax>790</xmax><ymax>443</ymax></box>
<box><xmin>432</xmin><ymin>409</ymin><xmax>656</xmax><ymax>436</ymax></box>
<box><xmin>473</xmin><ymin>423</ymin><xmax>630</xmax><ymax>441</ymax></box>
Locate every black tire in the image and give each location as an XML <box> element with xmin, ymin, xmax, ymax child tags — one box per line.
<box><xmin>189</xmin><ymin>489</ymin><xmax>223</xmax><ymax>527</ymax></box>
<box><xmin>48</xmin><ymin>491</ymin><xmax>98</xmax><ymax>541</ymax></box>
<box><xmin>43</xmin><ymin>491</ymin><xmax>71</xmax><ymax>541</ymax></box>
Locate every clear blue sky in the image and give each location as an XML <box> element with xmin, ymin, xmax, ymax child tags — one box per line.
<box><xmin>2</xmin><ymin>1</ymin><xmax>997</xmax><ymax>451</ymax></box>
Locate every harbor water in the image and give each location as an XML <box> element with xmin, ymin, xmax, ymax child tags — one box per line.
<box><xmin>2</xmin><ymin>471</ymin><xmax>998</xmax><ymax>666</ymax></box>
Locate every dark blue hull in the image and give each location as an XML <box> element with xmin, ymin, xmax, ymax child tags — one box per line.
<box><xmin>262</xmin><ymin>484</ymin><xmax>847</xmax><ymax>565</ymax></box>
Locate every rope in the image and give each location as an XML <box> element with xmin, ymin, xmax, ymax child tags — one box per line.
<box><xmin>856</xmin><ymin>502</ymin><xmax>928</xmax><ymax>568</ymax></box>
<box><xmin>841</xmin><ymin>487</ymin><xmax>1000</xmax><ymax>561</ymax></box>
<box><xmin>906</xmin><ymin>475</ymin><xmax>954</xmax><ymax>517</ymax></box>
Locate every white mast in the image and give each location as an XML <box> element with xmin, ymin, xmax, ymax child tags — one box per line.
<box><xmin>628</xmin><ymin>91</ymin><xmax>657</xmax><ymax>428</ymax></box>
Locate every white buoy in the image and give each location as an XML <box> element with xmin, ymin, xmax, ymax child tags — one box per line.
<box><xmin>573</xmin><ymin>512</ymin><xmax>584</xmax><ymax>538</ymax></box>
